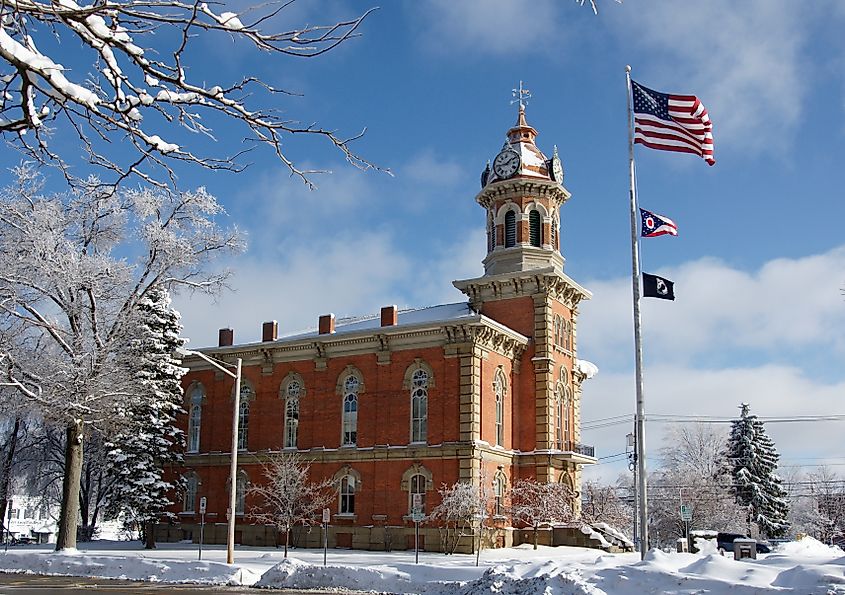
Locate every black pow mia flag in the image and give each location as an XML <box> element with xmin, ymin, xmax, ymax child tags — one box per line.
<box><xmin>642</xmin><ymin>273</ymin><xmax>675</xmax><ymax>300</ymax></box>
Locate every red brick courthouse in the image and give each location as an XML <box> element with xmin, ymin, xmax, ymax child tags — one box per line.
<box><xmin>163</xmin><ymin>106</ymin><xmax>599</xmax><ymax>551</ymax></box>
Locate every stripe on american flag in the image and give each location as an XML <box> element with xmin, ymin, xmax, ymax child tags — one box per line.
<box><xmin>632</xmin><ymin>81</ymin><xmax>714</xmax><ymax>166</ymax></box>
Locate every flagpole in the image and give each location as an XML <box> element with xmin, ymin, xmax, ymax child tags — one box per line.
<box><xmin>625</xmin><ymin>65</ymin><xmax>649</xmax><ymax>559</ymax></box>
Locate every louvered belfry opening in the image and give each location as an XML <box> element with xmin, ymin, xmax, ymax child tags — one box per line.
<box><xmin>505</xmin><ymin>211</ymin><xmax>516</xmax><ymax>248</ymax></box>
<box><xmin>529</xmin><ymin>210</ymin><xmax>541</xmax><ymax>247</ymax></box>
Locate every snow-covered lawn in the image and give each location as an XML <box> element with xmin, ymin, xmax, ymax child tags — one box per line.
<box><xmin>1</xmin><ymin>538</ymin><xmax>843</xmax><ymax>593</ymax></box>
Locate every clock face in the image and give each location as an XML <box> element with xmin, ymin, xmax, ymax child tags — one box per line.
<box><xmin>551</xmin><ymin>155</ymin><xmax>563</xmax><ymax>183</ymax></box>
<box><xmin>493</xmin><ymin>149</ymin><xmax>521</xmax><ymax>179</ymax></box>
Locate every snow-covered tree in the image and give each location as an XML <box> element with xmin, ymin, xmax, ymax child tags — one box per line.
<box><xmin>0</xmin><ymin>0</ymin><xmax>380</xmax><ymax>189</ymax></box>
<box><xmin>0</xmin><ymin>165</ymin><xmax>243</xmax><ymax>550</ymax></box>
<box><xmin>429</xmin><ymin>481</ymin><xmax>490</xmax><ymax>555</ymax></box>
<box><xmin>509</xmin><ymin>479</ymin><xmax>575</xmax><ymax>550</ymax></box>
<box><xmin>725</xmin><ymin>403</ymin><xmax>790</xmax><ymax>538</ymax></box>
<box><xmin>647</xmin><ymin>424</ymin><xmax>746</xmax><ymax>545</ymax></box>
<box><xmin>105</xmin><ymin>286</ymin><xmax>186</xmax><ymax>549</ymax></box>
<box><xmin>580</xmin><ymin>480</ymin><xmax>632</xmax><ymax>536</ymax></box>
<box><xmin>247</xmin><ymin>453</ymin><xmax>334</xmax><ymax>558</ymax></box>
<box><xmin>788</xmin><ymin>467</ymin><xmax>845</xmax><ymax>545</ymax></box>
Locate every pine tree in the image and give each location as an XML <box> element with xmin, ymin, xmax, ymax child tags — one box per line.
<box><xmin>725</xmin><ymin>403</ymin><xmax>790</xmax><ymax>538</ymax></box>
<box><xmin>106</xmin><ymin>286</ymin><xmax>187</xmax><ymax>548</ymax></box>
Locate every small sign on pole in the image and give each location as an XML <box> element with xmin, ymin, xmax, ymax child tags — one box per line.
<box><xmin>198</xmin><ymin>497</ymin><xmax>207</xmax><ymax>561</ymax></box>
<box><xmin>680</xmin><ymin>504</ymin><xmax>692</xmax><ymax>521</ymax></box>
<box><xmin>322</xmin><ymin>508</ymin><xmax>330</xmax><ymax>567</ymax></box>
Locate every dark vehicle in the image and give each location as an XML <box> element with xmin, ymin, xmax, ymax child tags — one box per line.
<box><xmin>716</xmin><ymin>532</ymin><xmax>771</xmax><ymax>553</ymax></box>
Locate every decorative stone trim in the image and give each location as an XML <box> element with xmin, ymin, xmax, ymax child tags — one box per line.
<box><xmin>335</xmin><ymin>365</ymin><xmax>365</xmax><ymax>395</ymax></box>
<box><xmin>402</xmin><ymin>358</ymin><xmax>436</xmax><ymax>390</ymax></box>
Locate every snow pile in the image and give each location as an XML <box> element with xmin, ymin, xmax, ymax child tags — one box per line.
<box><xmin>255</xmin><ymin>557</ymin><xmax>419</xmax><ymax>592</ymax></box>
<box><xmin>0</xmin><ymin>550</ymin><xmax>258</xmax><ymax>585</ymax></box>
<box><xmin>773</xmin><ymin>536</ymin><xmax>843</xmax><ymax>557</ymax></box>
<box><xmin>437</xmin><ymin>563</ymin><xmax>601</xmax><ymax>595</ymax></box>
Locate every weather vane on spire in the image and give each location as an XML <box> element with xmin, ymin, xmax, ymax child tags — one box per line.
<box><xmin>511</xmin><ymin>80</ymin><xmax>531</xmax><ymax>109</ymax></box>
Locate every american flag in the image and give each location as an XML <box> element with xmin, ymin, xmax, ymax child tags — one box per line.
<box><xmin>632</xmin><ymin>80</ymin><xmax>715</xmax><ymax>166</ymax></box>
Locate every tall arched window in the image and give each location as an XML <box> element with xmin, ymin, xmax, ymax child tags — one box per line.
<box><xmin>552</xmin><ymin>218</ymin><xmax>558</xmax><ymax>251</ymax></box>
<box><xmin>183</xmin><ymin>474</ymin><xmax>198</xmax><ymax>512</ymax></box>
<box><xmin>342</xmin><ymin>375</ymin><xmax>359</xmax><ymax>446</ymax></box>
<box><xmin>237</xmin><ymin>385</ymin><xmax>251</xmax><ymax>451</ymax></box>
<box><xmin>494</xmin><ymin>370</ymin><xmax>506</xmax><ymax>446</ymax></box>
<box><xmin>529</xmin><ymin>210</ymin><xmax>541</xmax><ymax>247</ymax></box>
<box><xmin>410</xmin><ymin>369</ymin><xmax>428</xmax><ymax>443</ymax></box>
<box><xmin>504</xmin><ymin>210</ymin><xmax>516</xmax><ymax>248</ymax></box>
<box><xmin>493</xmin><ymin>473</ymin><xmax>506</xmax><ymax>516</ymax></box>
<box><xmin>563</xmin><ymin>384</ymin><xmax>572</xmax><ymax>447</ymax></box>
<box><xmin>339</xmin><ymin>475</ymin><xmax>356</xmax><ymax>514</ymax></box>
<box><xmin>409</xmin><ymin>474</ymin><xmax>426</xmax><ymax>514</ymax></box>
<box><xmin>284</xmin><ymin>380</ymin><xmax>301</xmax><ymax>448</ymax></box>
<box><xmin>563</xmin><ymin>320</ymin><xmax>572</xmax><ymax>351</ymax></box>
<box><xmin>187</xmin><ymin>385</ymin><xmax>204</xmax><ymax>453</ymax></box>
<box><xmin>553</xmin><ymin>315</ymin><xmax>562</xmax><ymax>348</ymax></box>
<box><xmin>235</xmin><ymin>473</ymin><xmax>247</xmax><ymax>515</ymax></box>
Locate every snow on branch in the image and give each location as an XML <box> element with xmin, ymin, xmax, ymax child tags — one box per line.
<box><xmin>0</xmin><ymin>0</ymin><xmax>382</xmax><ymax>189</ymax></box>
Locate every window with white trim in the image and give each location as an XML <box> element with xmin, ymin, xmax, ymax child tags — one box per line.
<box><xmin>237</xmin><ymin>389</ymin><xmax>250</xmax><ymax>451</ymax></box>
<box><xmin>410</xmin><ymin>369</ymin><xmax>428</xmax><ymax>443</ymax></box>
<box><xmin>494</xmin><ymin>370</ymin><xmax>506</xmax><ymax>446</ymax></box>
<box><xmin>183</xmin><ymin>474</ymin><xmax>198</xmax><ymax>512</ymax></box>
<box><xmin>493</xmin><ymin>473</ymin><xmax>506</xmax><ymax>516</ymax></box>
<box><xmin>339</xmin><ymin>475</ymin><xmax>356</xmax><ymax>514</ymax></box>
<box><xmin>284</xmin><ymin>380</ymin><xmax>301</xmax><ymax>448</ymax></box>
<box><xmin>187</xmin><ymin>385</ymin><xmax>204</xmax><ymax>453</ymax></box>
<box><xmin>235</xmin><ymin>473</ymin><xmax>247</xmax><ymax>515</ymax></box>
<box><xmin>342</xmin><ymin>375</ymin><xmax>359</xmax><ymax>446</ymax></box>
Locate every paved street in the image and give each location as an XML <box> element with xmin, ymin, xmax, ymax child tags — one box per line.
<box><xmin>0</xmin><ymin>573</ymin><xmax>340</xmax><ymax>594</ymax></box>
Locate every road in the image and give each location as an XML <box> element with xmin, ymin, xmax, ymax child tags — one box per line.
<box><xmin>0</xmin><ymin>573</ymin><xmax>345</xmax><ymax>594</ymax></box>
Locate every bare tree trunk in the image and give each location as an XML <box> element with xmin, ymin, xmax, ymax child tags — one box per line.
<box><xmin>0</xmin><ymin>417</ymin><xmax>22</xmax><ymax>539</ymax></box>
<box><xmin>56</xmin><ymin>420</ymin><xmax>84</xmax><ymax>551</ymax></box>
<box><xmin>144</xmin><ymin>520</ymin><xmax>156</xmax><ymax>549</ymax></box>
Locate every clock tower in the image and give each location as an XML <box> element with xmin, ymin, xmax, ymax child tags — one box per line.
<box><xmin>454</xmin><ymin>102</ymin><xmax>595</xmax><ymax>491</ymax></box>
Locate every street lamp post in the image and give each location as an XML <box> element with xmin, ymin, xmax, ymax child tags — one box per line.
<box><xmin>178</xmin><ymin>348</ymin><xmax>242</xmax><ymax>565</ymax></box>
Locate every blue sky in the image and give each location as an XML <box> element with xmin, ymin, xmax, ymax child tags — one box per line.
<box><xmin>13</xmin><ymin>1</ymin><xmax>845</xmax><ymax>481</ymax></box>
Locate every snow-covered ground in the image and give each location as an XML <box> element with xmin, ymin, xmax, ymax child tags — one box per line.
<box><xmin>0</xmin><ymin>537</ymin><xmax>843</xmax><ymax>593</ymax></box>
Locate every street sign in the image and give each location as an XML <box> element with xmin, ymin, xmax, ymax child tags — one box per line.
<box><xmin>411</xmin><ymin>512</ymin><xmax>425</xmax><ymax>523</ymax></box>
<box><xmin>412</xmin><ymin>493</ymin><xmax>423</xmax><ymax>510</ymax></box>
<box><xmin>322</xmin><ymin>508</ymin><xmax>330</xmax><ymax>524</ymax></box>
<box><xmin>199</xmin><ymin>497</ymin><xmax>207</xmax><ymax>514</ymax></box>
<box><xmin>680</xmin><ymin>504</ymin><xmax>692</xmax><ymax>521</ymax></box>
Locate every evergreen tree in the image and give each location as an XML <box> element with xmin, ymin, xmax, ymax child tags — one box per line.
<box><xmin>106</xmin><ymin>286</ymin><xmax>187</xmax><ymax>548</ymax></box>
<box><xmin>725</xmin><ymin>403</ymin><xmax>790</xmax><ymax>538</ymax></box>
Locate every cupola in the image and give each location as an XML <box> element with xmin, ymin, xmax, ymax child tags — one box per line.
<box><xmin>475</xmin><ymin>95</ymin><xmax>571</xmax><ymax>277</ymax></box>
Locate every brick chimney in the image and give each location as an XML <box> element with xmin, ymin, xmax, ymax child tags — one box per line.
<box><xmin>380</xmin><ymin>305</ymin><xmax>398</xmax><ymax>327</ymax></box>
<box><xmin>218</xmin><ymin>328</ymin><xmax>234</xmax><ymax>347</ymax></box>
<box><xmin>318</xmin><ymin>313</ymin><xmax>335</xmax><ymax>335</ymax></box>
<box><xmin>262</xmin><ymin>320</ymin><xmax>278</xmax><ymax>342</ymax></box>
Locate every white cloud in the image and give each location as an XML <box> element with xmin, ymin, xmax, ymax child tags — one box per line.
<box><xmin>609</xmin><ymin>0</ymin><xmax>813</xmax><ymax>156</ymax></box>
<box><xmin>411</xmin><ymin>0</ymin><xmax>564</xmax><ymax>57</ymax></box>
<box><xmin>578</xmin><ymin>245</ymin><xmax>845</xmax><ymax>367</ymax></box>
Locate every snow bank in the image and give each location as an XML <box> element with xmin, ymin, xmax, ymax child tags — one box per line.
<box><xmin>774</xmin><ymin>536</ymin><xmax>843</xmax><ymax>557</ymax></box>
<box><xmin>437</xmin><ymin>563</ymin><xmax>602</xmax><ymax>595</ymax></box>
<box><xmin>255</xmin><ymin>557</ymin><xmax>421</xmax><ymax>592</ymax></box>
<box><xmin>0</xmin><ymin>550</ymin><xmax>257</xmax><ymax>585</ymax></box>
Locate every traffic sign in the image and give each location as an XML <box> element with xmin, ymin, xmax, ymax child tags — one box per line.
<box><xmin>322</xmin><ymin>508</ymin><xmax>331</xmax><ymax>524</ymax></box>
<box><xmin>199</xmin><ymin>497</ymin><xmax>207</xmax><ymax>514</ymax></box>
<box><xmin>680</xmin><ymin>504</ymin><xmax>692</xmax><ymax>521</ymax></box>
<box><xmin>411</xmin><ymin>512</ymin><xmax>425</xmax><ymax>523</ymax></box>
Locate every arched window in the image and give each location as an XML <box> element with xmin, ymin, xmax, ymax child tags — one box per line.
<box><xmin>237</xmin><ymin>388</ymin><xmax>251</xmax><ymax>451</ymax></box>
<box><xmin>410</xmin><ymin>369</ymin><xmax>428</xmax><ymax>443</ymax></box>
<box><xmin>183</xmin><ymin>474</ymin><xmax>198</xmax><ymax>512</ymax></box>
<box><xmin>494</xmin><ymin>369</ymin><xmax>506</xmax><ymax>446</ymax></box>
<box><xmin>553</xmin><ymin>315</ymin><xmax>562</xmax><ymax>348</ymax></box>
<box><xmin>529</xmin><ymin>210</ymin><xmax>541</xmax><ymax>247</ymax></box>
<box><xmin>342</xmin><ymin>375</ymin><xmax>359</xmax><ymax>446</ymax></box>
<box><xmin>284</xmin><ymin>379</ymin><xmax>301</xmax><ymax>449</ymax></box>
<box><xmin>409</xmin><ymin>474</ymin><xmax>426</xmax><ymax>514</ymax></box>
<box><xmin>563</xmin><ymin>384</ymin><xmax>572</xmax><ymax>447</ymax></box>
<box><xmin>339</xmin><ymin>475</ymin><xmax>356</xmax><ymax>514</ymax></box>
<box><xmin>187</xmin><ymin>385</ymin><xmax>204</xmax><ymax>453</ymax></box>
<box><xmin>235</xmin><ymin>473</ymin><xmax>248</xmax><ymax>515</ymax></box>
<box><xmin>552</xmin><ymin>218</ymin><xmax>558</xmax><ymax>251</ymax></box>
<box><xmin>561</xmin><ymin>319</ymin><xmax>572</xmax><ymax>351</ymax></box>
<box><xmin>504</xmin><ymin>210</ymin><xmax>516</xmax><ymax>248</ymax></box>
<box><xmin>493</xmin><ymin>473</ymin><xmax>506</xmax><ymax>516</ymax></box>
